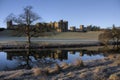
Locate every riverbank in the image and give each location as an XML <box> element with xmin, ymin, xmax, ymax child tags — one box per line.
<box><xmin>0</xmin><ymin>40</ymin><xmax>100</xmax><ymax>50</ymax></box>
<box><xmin>0</xmin><ymin>54</ymin><xmax>120</xmax><ymax>80</ymax></box>
<box><xmin>0</xmin><ymin>31</ymin><xmax>102</xmax><ymax>49</ymax></box>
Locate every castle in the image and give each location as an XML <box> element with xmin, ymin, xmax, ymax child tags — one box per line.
<box><xmin>7</xmin><ymin>20</ymin><xmax>68</xmax><ymax>32</ymax></box>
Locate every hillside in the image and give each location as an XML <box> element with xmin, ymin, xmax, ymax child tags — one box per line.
<box><xmin>51</xmin><ymin>31</ymin><xmax>102</xmax><ymax>40</ymax></box>
<box><xmin>0</xmin><ymin>30</ymin><xmax>14</xmax><ymax>37</ymax></box>
<box><xmin>0</xmin><ymin>30</ymin><xmax>102</xmax><ymax>40</ymax></box>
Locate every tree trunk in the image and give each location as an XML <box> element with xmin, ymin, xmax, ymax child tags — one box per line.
<box><xmin>26</xmin><ymin>25</ymin><xmax>31</xmax><ymax>48</ymax></box>
<box><xmin>113</xmin><ymin>38</ymin><xmax>116</xmax><ymax>48</ymax></box>
<box><xmin>27</xmin><ymin>35</ymin><xmax>31</xmax><ymax>48</ymax></box>
<box><xmin>26</xmin><ymin>48</ymin><xmax>31</xmax><ymax>69</ymax></box>
<box><xmin>117</xmin><ymin>38</ymin><xmax>119</xmax><ymax>49</ymax></box>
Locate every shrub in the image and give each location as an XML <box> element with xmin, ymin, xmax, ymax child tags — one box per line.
<box><xmin>109</xmin><ymin>73</ymin><xmax>120</xmax><ymax>80</ymax></box>
<box><xmin>67</xmin><ymin>72</ymin><xmax>75</xmax><ymax>78</ymax></box>
<box><xmin>5</xmin><ymin>71</ymin><xmax>23</xmax><ymax>79</ymax></box>
<box><xmin>47</xmin><ymin>64</ymin><xmax>61</xmax><ymax>74</ymax></box>
<box><xmin>113</xmin><ymin>60</ymin><xmax>120</xmax><ymax>66</ymax></box>
<box><xmin>54</xmin><ymin>63</ymin><xmax>61</xmax><ymax>72</ymax></box>
<box><xmin>60</xmin><ymin>62</ymin><xmax>69</xmax><ymax>70</ymax></box>
<box><xmin>0</xmin><ymin>28</ymin><xmax>5</xmax><ymax>31</ymax></box>
<box><xmin>74</xmin><ymin>59</ymin><xmax>84</xmax><ymax>67</ymax></box>
<box><xmin>79</xmin><ymin>73</ymin><xmax>87</xmax><ymax>78</ymax></box>
<box><xmin>32</xmin><ymin>67</ymin><xmax>42</xmax><ymax>76</ymax></box>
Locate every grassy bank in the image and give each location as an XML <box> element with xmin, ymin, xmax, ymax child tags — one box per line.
<box><xmin>0</xmin><ymin>41</ymin><xmax>100</xmax><ymax>50</ymax></box>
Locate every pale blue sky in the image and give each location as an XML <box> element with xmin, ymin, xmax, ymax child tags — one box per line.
<box><xmin>0</xmin><ymin>0</ymin><xmax>120</xmax><ymax>28</ymax></box>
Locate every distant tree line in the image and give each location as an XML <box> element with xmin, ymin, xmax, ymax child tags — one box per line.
<box><xmin>0</xmin><ymin>28</ymin><xmax>5</xmax><ymax>31</ymax></box>
<box><xmin>86</xmin><ymin>25</ymin><xmax>100</xmax><ymax>31</ymax></box>
<box><xmin>99</xmin><ymin>25</ymin><xmax>120</xmax><ymax>49</ymax></box>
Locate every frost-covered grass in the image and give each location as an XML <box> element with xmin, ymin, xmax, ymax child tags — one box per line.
<box><xmin>0</xmin><ymin>54</ymin><xmax>120</xmax><ymax>80</ymax></box>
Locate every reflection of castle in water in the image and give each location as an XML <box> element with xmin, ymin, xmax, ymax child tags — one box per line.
<box><xmin>4</xmin><ymin>49</ymin><xmax>104</xmax><ymax>69</ymax></box>
<box><xmin>33</xmin><ymin>50</ymin><xmax>68</xmax><ymax>61</ymax></box>
<box><xmin>69</xmin><ymin>50</ymin><xmax>101</xmax><ymax>57</ymax></box>
<box><xmin>6</xmin><ymin>50</ymin><xmax>68</xmax><ymax>61</ymax></box>
<box><xmin>6</xmin><ymin>49</ymin><xmax>102</xmax><ymax>61</ymax></box>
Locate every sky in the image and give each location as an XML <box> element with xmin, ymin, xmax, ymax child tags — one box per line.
<box><xmin>0</xmin><ymin>0</ymin><xmax>120</xmax><ymax>28</ymax></box>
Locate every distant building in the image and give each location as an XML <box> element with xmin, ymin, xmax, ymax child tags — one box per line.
<box><xmin>7</xmin><ymin>20</ymin><xmax>27</xmax><ymax>30</ymax></box>
<box><xmin>80</xmin><ymin>25</ymin><xmax>84</xmax><ymax>31</ymax></box>
<box><xmin>70</xmin><ymin>26</ymin><xmax>76</xmax><ymax>32</ymax></box>
<box><xmin>53</xmin><ymin>20</ymin><xmax>68</xmax><ymax>32</ymax></box>
<box><xmin>7</xmin><ymin>20</ymin><xmax>68</xmax><ymax>32</ymax></box>
<box><xmin>76</xmin><ymin>28</ymin><xmax>81</xmax><ymax>32</ymax></box>
<box><xmin>7</xmin><ymin>20</ymin><xmax>15</xmax><ymax>29</ymax></box>
<box><xmin>86</xmin><ymin>25</ymin><xmax>92</xmax><ymax>31</ymax></box>
<box><xmin>80</xmin><ymin>25</ymin><xmax>87</xmax><ymax>32</ymax></box>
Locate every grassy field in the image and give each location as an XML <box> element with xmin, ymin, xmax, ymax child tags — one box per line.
<box><xmin>0</xmin><ymin>30</ymin><xmax>14</xmax><ymax>36</ymax></box>
<box><xmin>50</xmin><ymin>31</ymin><xmax>102</xmax><ymax>40</ymax></box>
<box><xmin>0</xmin><ymin>30</ymin><xmax>102</xmax><ymax>40</ymax></box>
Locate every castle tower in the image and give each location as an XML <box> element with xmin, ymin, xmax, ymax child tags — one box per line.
<box><xmin>70</xmin><ymin>26</ymin><xmax>76</xmax><ymax>32</ymax></box>
<box><xmin>80</xmin><ymin>25</ymin><xmax>84</xmax><ymax>31</ymax></box>
<box><xmin>7</xmin><ymin>20</ymin><xmax>13</xmax><ymax>29</ymax></box>
<box><xmin>63</xmin><ymin>21</ymin><xmax>68</xmax><ymax>32</ymax></box>
<box><xmin>58</xmin><ymin>20</ymin><xmax>68</xmax><ymax>32</ymax></box>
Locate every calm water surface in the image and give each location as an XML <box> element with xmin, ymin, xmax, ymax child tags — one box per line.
<box><xmin>0</xmin><ymin>49</ymin><xmax>104</xmax><ymax>71</ymax></box>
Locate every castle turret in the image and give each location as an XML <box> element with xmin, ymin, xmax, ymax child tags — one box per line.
<box><xmin>58</xmin><ymin>20</ymin><xmax>68</xmax><ymax>32</ymax></box>
<box><xmin>7</xmin><ymin>20</ymin><xmax>13</xmax><ymax>29</ymax></box>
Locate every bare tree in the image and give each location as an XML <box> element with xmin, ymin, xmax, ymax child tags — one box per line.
<box><xmin>99</xmin><ymin>25</ymin><xmax>120</xmax><ymax>49</ymax></box>
<box><xmin>112</xmin><ymin>25</ymin><xmax>120</xmax><ymax>48</ymax></box>
<box><xmin>99</xmin><ymin>29</ymin><xmax>112</xmax><ymax>47</ymax></box>
<box><xmin>6</xmin><ymin>6</ymin><xmax>40</xmax><ymax>47</ymax></box>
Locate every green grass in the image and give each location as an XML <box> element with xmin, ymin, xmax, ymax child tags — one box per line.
<box><xmin>51</xmin><ymin>31</ymin><xmax>102</xmax><ymax>40</ymax></box>
<box><xmin>0</xmin><ymin>30</ymin><xmax>102</xmax><ymax>40</ymax></box>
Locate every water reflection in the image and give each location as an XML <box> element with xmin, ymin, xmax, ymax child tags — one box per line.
<box><xmin>7</xmin><ymin>49</ymin><xmax>68</xmax><ymax>62</ymax></box>
<box><xmin>6</xmin><ymin>49</ymin><xmax>103</xmax><ymax>61</ymax></box>
<box><xmin>0</xmin><ymin>49</ymin><xmax>104</xmax><ymax>71</ymax></box>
